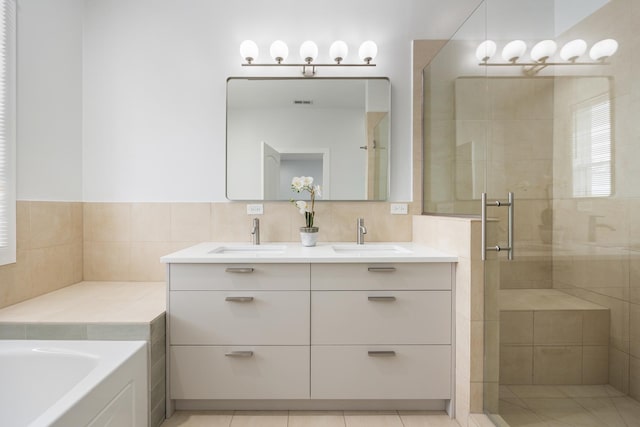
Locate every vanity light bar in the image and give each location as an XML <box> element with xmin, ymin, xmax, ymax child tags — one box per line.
<box><xmin>240</xmin><ymin>39</ymin><xmax>377</xmax><ymax>77</ymax></box>
<box><xmin>474</xmin><ymin>38</ymin><xmax>617</xmax><ymax>75</ymax></box>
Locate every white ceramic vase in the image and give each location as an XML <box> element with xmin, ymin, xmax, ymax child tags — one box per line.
<box><xmin>299</xmin><ymin>227</ymin><xmax>319</xmax><ymax>247</ymax></box>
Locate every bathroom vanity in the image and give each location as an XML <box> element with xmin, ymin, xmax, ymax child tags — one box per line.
<box><xmin>161</xmin><ymin>243</ymin><xmax>457</xmax><ymax>414</ymax></box>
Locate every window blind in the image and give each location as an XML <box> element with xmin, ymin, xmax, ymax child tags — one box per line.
<box><xmin>0</xmin><ymin>0</ymin><xmax>16</xmax><ymax>266</ymax></box>
<box><xmin>572</xmin><ymin>93</ymin><xmax>612</xmax><ymax>198</ymax></box>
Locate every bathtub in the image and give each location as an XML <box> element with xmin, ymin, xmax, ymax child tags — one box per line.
<box><xmin>0</xmin><ymin>340</ymin><xmax>148</xmax><ymax>427</ymax></box>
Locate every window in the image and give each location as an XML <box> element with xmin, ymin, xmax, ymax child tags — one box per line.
<box><xmin>572</xmin><ymin>93</ymin><xmax>612</xmax><ymax>198</ymax></box>
<box><xmin>0</xmin><ymin>0</ymin><xmax>15</xmax><ymax>266</ymax></box>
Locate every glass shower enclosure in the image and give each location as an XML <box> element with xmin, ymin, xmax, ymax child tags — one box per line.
<box><xmin>423</xmin><ymin>0</ymin><xmax>639</xmax><ymax>425</ymax></box>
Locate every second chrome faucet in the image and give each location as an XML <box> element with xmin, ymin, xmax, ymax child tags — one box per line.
<box><xmin>251</xmin><ymin>218</ymin><xmax>260</xmax><ymax>245</ymax></box>
<box><xmin>357</xmin><ymin>217</ymin><xmax>367</xmax><ymax>244</ymax></box>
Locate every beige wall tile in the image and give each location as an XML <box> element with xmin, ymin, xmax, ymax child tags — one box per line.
<box><xmin>470</xmin><ymin>259</ymin><xmax>484</xmax><ymax>321</ymax></box>
<box><xmin>533</xmin><ymin>310</ymin><xmax>582</xmax><ymax>345</ymax></box>
<box><xmin>84</xmin><ymin>202</ymin><xmax>131</xmax><ymax>242</ymax></box>
<box><xmin>631</xmin><ymin>304</ymin><xmax>640</xmax><ymax>358</ymax></box>
<box><xmin>29</xmin><ymin>202</ymin><xmax>72</xmax><ymax>249</ymax></box>
<box><xmin>30</xmin><ymin>244</ymin><xmax>77</xmax><ymax>295</ymax></box>
<box><xmin>131</xmin><ymin>203</ymin><xmax>171</xmax><ymax>242</ymax></box>
<box><xmin>500</xmin><ymin>346</ymin><xmax>533</xmax><ymax>385</ymax></box>
<box><xmin>84</xmin><ymin>241</ymin><xmax>131</xmax><ymax>281</ymax></box>
<box><xmin>456</xmin><ymin>259</ymin><xmax>471</xmax><ymax>320</ymax></box>
<box><xmin>484</xmin><ymin>320</ymin><xmax>500</xmax><ymax>383</ymax></box>
<box><xmin>470</xmin><ymin>381</ymin><xmax>483</xmax><ymax>412</ymax></box>
<box><xmin>609</xmin><ymin>347</ymin><xmax>630</xmax><ymax>394</ymax></box>
<box><xmin>261</xmin><ymin>202</ymin><xmax>295</xmax><ymax>242</ymax></box>
<box><xmin>0</xmin><ymin>263</ymin><xmax>16</xmax><ymax>307</ymax></box>
<box><xmin>328</xmin><ymin>203</ymin><xmax>373</xmax><ymax>242</ymax></box>
<box><xmin>16</xmin><ymin>201</ymin><xmax>30</xmax><ymax>250</ymax></box>
<box><xmin>501</xmin><ymin>311</ymin><xmax>533</xmax><ymax>345</ymax></box>
<box><xmin>533</xmin><ymin>346</ymin><xmax>582</xmax><ymax>385</ymax></box>
<box><xmin>211</xmin><ymin>203</ymin><xmax>252</xmax><ymax>242</ymax></box>
<box><xmin>70</xmin><ymin>202</ymin><xmax>83</xmax><ymax>243</ymax></box>
<box><xmin>583</xmin><ymin>310</ymin><xmax>610</xmax><ymax>346</ymax></box>
<box><xmin>171</xmin><ymin>203</ymin><xmax>211</xmax><ymax>242</ymax></box>
<box><xmin>129</xmin><ymin>242</ymin><xmax>173</xmax><ymax>281</ymax></box>
<box><xmin>471</xmin><ymin>320</ymin><xmax>484</xmax><ymax>382</ymax></box>
<box><xmin>583</xmin><ymin>346</ymin><xmax>609</xmax><ymax>385</ymax></box>
<box><xmin>630</xmin><ymin>356</ymin><xmax>640</xmax><ymax>401</ymax></box>
<box><xmin>369</xmin><ymin>203</ymin><xmax>412</xmax><ymax>242</ymax></box>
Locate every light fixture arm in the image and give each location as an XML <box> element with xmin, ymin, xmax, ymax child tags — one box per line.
<box><xmin>242</xmin><ymin>62</ymin><xmax>376</xmax><ymax>77</ymax></box>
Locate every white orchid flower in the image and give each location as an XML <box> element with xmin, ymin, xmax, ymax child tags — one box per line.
<box><xmin>291</xmin><ymin>176</ymin><xmax>304</xmax><ymax>190</ymax></box>
<box><xmin>302</xmin><ymin>176</ymin><xmax>314</xmax><ymax>186</ymax></box>
<box><xmin>314</xmin><ymin>185</ymin><xmax>322</xmax><ymax>198</ymax></box>
<box><xmin>295</xmin><ymin>200</ymin><xmax>308</xmax><ymax>214</ymax></box>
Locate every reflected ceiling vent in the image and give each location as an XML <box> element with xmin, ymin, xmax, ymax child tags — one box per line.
<box><xmin>293</xmin><ymin>100</ymin><xmax>313</xmax><ymax>105</ymax></box>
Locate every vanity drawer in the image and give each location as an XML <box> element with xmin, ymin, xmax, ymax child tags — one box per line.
<box><xmin>310</xmin><ymin>263</ymin><xmax>451</xmax><ymax>290</ymax></box>
<box><xmin>170</xmin><ymin>345</ymin><xmax>310</xmax><ymax>399</ymax></box>
<box><xmin>311</xmin><ymin>291</ymin><xmax>451</xmax><ymax>345</ymax></box>
<box><xmin>169</xmin><ymin>263</ymin><xmax>310</xmax><ymax>291</ymax></box>
<box><xmin>170</xmin><ymin>291</ymin><xmax>310</xmax><ymax>345</ymax></box>
<box><xmin>311</xmin><ymin>345</ymin><xmax>451</xmax><ymax>399</ymax></box>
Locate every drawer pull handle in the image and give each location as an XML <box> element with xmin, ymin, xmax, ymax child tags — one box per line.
<box><xmin>368</xmin><ymin>351</ymin><xmax>396</xmax><ymax>357</ymax></box>
<box><xmin>225</xmin><ymin>267</ymin><xmax>254</xmax><ymax>273</ymax></box>
<box><xmin>225</xmin><ymin>351</ymin><xmax>254</xmax><ymax>357</ymax></box>
<box><xmin>368</xmin><ymin>296</ymin><xmax>396</xmax><ymax>302</ymax></box>
<box><xmin>225</xmin><ymin>296</ymin><xmax>254</xmax><ymax>302</ymax></box>
<box><xmin>367</xmin><ymin>267</ymin><xmax>396</xmax><ymax>273</ymax></box>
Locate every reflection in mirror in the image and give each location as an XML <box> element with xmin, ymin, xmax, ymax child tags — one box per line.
<box><xmin>226</xmin><ymin>78</ymin><xmax>390</xmax><ymax>201</ymax></box>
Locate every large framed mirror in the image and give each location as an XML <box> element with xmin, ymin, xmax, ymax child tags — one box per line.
<box><xmin>226</xmin><ymin>77</ymin><xmax>390</xmax><ymax>201</ymax></box>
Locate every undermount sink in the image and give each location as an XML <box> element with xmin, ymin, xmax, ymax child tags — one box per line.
<box><xmin>331</xmin><ymin>244</ymin><xmax>412</xmax><ymax>255</ymax></box>
<box><xmin>209</xmin><ymin>245</ymin><xmax>286</xmax><ymax>255</ymax></box>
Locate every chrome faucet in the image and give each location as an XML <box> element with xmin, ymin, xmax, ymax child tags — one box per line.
<box><xmin>251</xmin><ymin>218</ymin><xmax>260</xmax><ymax>245</ymax></box>
<box><xmin>587</xmin><ymin>215</ymin><xmax>615</xmax><ymax>243</ymax></box>
<box><xmin>356</xmin><ymin>217</ymin><xmax>367</xmax><ymax>245</ymax></box>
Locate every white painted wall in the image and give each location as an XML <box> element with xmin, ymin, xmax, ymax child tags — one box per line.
<box><xmin>14</xmin><ymin>0</ymin><xmax>481</xmax><ymax>202</ymax></box>
<box><xmin>82</xmin><ymin>0</ymin><xmax>482</xmax><ymax>202</ymax></box>
<box><xmin>17</xmin><ymin>0</ymin><xmax>83</xmax><ymax>201</ymax></box>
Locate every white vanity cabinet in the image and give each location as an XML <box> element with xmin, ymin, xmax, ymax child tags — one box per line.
<box><xmin>163</xmin><ymin>244</ymin><xmax>456</xmax><ymax>410</ymax></box>
<box><xmin>168</xmin><ymin>263</ymin><xmax>311</xmax><ymax>400</ymax></box>
<box><xmin>310</xmin><ymin>263</ymin><xmax>452</xmax><ymax>400</ymax></box>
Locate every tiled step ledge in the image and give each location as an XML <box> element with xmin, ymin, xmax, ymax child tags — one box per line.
<box><xmin>0</xmin><ymin>281</ymin><xmax>167</xmax><ymax>427</ymax></box>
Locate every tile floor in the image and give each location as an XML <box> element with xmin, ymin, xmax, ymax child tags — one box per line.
<box><xmin>498</xmin><ymin>385</ymin><xmax>640</xmax><ymax>426</ymax></box>
<box><xmin>160</xmin><ymin>410</ymin><xmax>460</xmax><ymax>427</ymax></box>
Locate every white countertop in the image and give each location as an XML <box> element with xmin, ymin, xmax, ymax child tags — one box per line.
<box><xmin>160</xmin><ymin>242</ymin><xmax>458</xmax><ymax>264</ymax></box>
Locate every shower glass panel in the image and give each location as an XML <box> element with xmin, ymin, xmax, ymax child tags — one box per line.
<box><xmin>423</xmin><ymin>0</ymin><xmax>638</xmax><ymax>425</ymax></box>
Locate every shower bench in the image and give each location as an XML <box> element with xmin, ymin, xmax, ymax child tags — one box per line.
<box><xmin>499</xmin><ymin>288</ymin><xmax>610</xmax><ymax>386</ymax></box>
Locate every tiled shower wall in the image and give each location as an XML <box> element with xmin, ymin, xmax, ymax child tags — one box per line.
<box><xmin>549</xmin><ymin>0</ymin><xmax>640</xmax><ymax>398</ymax></box>
<box><xmin>0</xmin><ymin>201</ymin><xmax>83</xmax><ymax>309</ymax></box>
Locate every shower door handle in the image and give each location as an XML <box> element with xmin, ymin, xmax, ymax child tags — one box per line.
<box><xmin>481</xmin><ymin>192</ymin><xmax>514</xmax><ymax>261</ymax></box>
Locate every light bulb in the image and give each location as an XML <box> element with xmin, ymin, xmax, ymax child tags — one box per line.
<box><xmin>270</xmin><ymin>40</ymin><xmax>289</xmax><ymax>63</ymax></box>
<box><xmin>589</xmin><ymin>39</ymin><xmax>618</xmax><ymax>61</ymax></box>
<box><xmin>560</xmin><ymin>39</ymin><xmax>587</xmax><ymax>61</ymax></box>
<box><xmin>530</xmin><ymin>40</ymin><xmax>557</xmax><ymax>62</ymax></box>
<box><xmin>330</xmin><ymin>40</ymin><xmax>349</xmax><ymax>64</ymax></box>
<box><xmin>299</xmin><ymin>40</ymin><xmax>318</xmax><ymax>64</ymax></box>
<box><xmin>502</xmin><ymin>40</ymin><xmax>526</xmax><ymax>62</ymax></box>
<box><xmin>358</xmin><ymin>40</ymin><xmax>377</xmax><ymax>64</ymax></box>
<box><xmin>239</xmin><ymin>40</ymin><xmax>259</xmax><ymax>64</ymax></box>
<box><xmin>475</xmin><ymin>40</ymin><xmax>496</xmax><ymax>62</ymax></box>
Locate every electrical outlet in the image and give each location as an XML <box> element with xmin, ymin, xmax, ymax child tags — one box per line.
<box><xmin>246</xmin><ymin>204</ymin><xmax>264</xmax><ymax>215</ymax></box>
<box><xmin>390</xmin><ymin>203</ymin><xmax>408</xmax><ymax>215</ymax></box>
